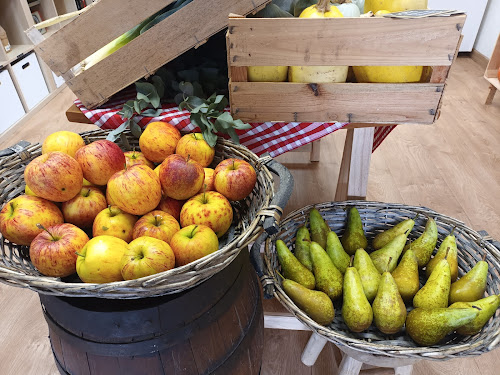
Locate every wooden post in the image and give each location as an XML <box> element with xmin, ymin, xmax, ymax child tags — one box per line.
<box><xmin>485</xmin><ymin>84</ymin><xmax>497</xmax><ymax>105</ymax></box>
<box><xmin>310</xmin><ymin>140</ymin><xmax>321</xmax><ymax>162</ymax></box>
<box><xmin>301</xmin><ymin>332</ymin><xmax>328</xmax><ymax>367</ymax></box>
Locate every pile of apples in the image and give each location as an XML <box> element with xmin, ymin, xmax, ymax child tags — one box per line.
<box><xmin>0</xmin><ymin>122</ymin><xmax>257</xmax><ymax>284</ymax></box>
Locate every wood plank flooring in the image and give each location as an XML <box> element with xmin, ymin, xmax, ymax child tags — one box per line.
<box><xmin>1</xmin><ymin>56</ymin><xmax>500</xmax><ymax>374</ymax></box>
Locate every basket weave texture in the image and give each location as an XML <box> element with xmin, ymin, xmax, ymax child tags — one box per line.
<box><xmin>0</xmin><ymin>129</ymin><xmax>277</xmax><ymax>299</ymax></box>
<box><xmin>264</xmin><ymin>201</ymin><xmax>500</xmax><ymax>360</ymax></box>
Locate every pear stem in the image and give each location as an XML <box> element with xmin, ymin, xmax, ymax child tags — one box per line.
<box><xmin>276</xmin><ymin>270</ymin><xmax>285</xmax><ymax>280</ymax></box>
<box><xmin>350</xmin><ymin>255</ymin><xmax>354</xmax><ymax>267</ymax></box>
<box><xmin>482</xmin><ymin>253</ymin><xmax>487</xmax><ymax>261</ymax></box>
<box><xmin>413</xmin><ymin>213</ymin><xmax>420</xmax><ymax>221</ymax></box>
<box><xmin>450</xmin><ymin>226</ymin><xmax>456</xmax><ymax>236</ymax></box>
<box><xmin>36</xmin><ymin>223</ymin><xmax>57</xmax><ymax>241</ymax></box>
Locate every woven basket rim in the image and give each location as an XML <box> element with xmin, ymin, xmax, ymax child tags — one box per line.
<box><xmin>264</xmin><ymin>200</ymin><xmax>500</xmax><ymax>360</ymax></box>
<box><xmin>0</xmin><ymin>129</ymin><xmax>278</xmax><ymax>298</ymax></box>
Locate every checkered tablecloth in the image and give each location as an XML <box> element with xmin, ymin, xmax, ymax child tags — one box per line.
<box><xmin>74</xmin><ymin>90</ymin><xmax>395</xmax><ymax>158</ymax></box>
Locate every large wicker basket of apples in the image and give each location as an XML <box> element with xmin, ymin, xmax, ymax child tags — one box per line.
<box><xmin>256</xmin><ymin>201</ymin><xmax>500</xmax><ymax>360</ymax></box>
<box><xmin>0</xmin><ymin>125</ymin><xmax>292</xmax><ymax>298</ymax></box>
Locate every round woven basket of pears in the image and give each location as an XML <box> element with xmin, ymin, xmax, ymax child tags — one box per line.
<box><xmin>261</xmin><ymin>201</ymin><xmax>500</xmax><ymax>359</ymax></box>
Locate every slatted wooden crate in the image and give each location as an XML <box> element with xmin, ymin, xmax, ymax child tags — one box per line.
<box><xmin>34</xmin><ymin>0</ymin><xmax>271</xmax><ymax>109</ymax></box>
<box><xmin>226</xmin><ymin>14</ymin><xmax>466</xmax><ymax>125</ymax></box>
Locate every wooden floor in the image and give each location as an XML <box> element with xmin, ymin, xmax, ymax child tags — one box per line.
<box><xmin>1</xmin><ymin>56</ymin><xmax>500</xmax><ymax>374</ymax></box>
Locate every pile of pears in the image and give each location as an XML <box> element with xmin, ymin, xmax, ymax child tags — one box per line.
<box><xmin>277</xmin><ymin>206</ymin><xmax>500</xmax><ymax>346</ymax></box>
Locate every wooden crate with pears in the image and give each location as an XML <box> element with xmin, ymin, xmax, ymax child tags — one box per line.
<box><xmin>226</xmin><ymin>4</ymin><xmax>466</xmax><ymax>125</ymax></box>
<box><xmin>252</xmin><ymin>201</ymin><xmax>500</xmax><ymax>367</ymax></box>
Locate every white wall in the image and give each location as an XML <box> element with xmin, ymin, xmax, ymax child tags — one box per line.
<box><xmin>474</xmin><ymin>0</ymin><xmax>500</xmax><ymax>58</ymax></box>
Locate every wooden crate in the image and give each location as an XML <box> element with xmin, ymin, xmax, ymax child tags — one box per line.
<box><xmin>226</xmin><ymin>14</ymin><xmax>466</xmax><ymax>125</ymax></box>
<box><xmin>34</xmin><ymin>0</ymin><xmax>271</xmax><ymax>109</ymax></box>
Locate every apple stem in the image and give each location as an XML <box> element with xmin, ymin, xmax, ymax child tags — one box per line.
<box><xmin>186</xmin><ymin>154</ymin><xmax>191</xmax><ymax>163</ymax></box>
<box><xmin>202</xmin><ymin>185</ymin><xmax>208</xmax><ymax>203</ymax></box>
<box><xmin>36</xmin><ymin>223</ymin><xmax>57</xmax><ymax>241</ymax></box>
<box><xmin>75</xmin><ymin>252</ymin><xmax>85</xmax><ymax>258</ymax></box>
<box><xmin>190</xmin><ymin>225</ymin><xmax>198</xmax><ymax>238</ymax></box>
<box><xmin>154</xmin><ymin>215</ymin><xmax>161</xmax><ymax>226</ymax></box>
<box><xmin>84</xmin><ymin>188</ymin><xmax>91</xmax><ymax>197</ymax></box>
<box><xmin>124</xmin><ymin>162</ymin><xmax>127</xmax><ymax>170</ymax></box>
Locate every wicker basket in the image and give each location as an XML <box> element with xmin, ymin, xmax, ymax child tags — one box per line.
<box><xmin>256</xmin><ymin>200</ymin><xmax>500</xmax><ymax>360</ymax></box>
<box><xmin>0</xmin><ymin>129</ymin><xmax>293</xmax><ymax>299</ymax></box>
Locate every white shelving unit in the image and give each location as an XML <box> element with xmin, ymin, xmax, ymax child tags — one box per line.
<box><xmin>0</xmin><ymin>0</ymin><xmax>79</xmax><ymax>134</ymax></box>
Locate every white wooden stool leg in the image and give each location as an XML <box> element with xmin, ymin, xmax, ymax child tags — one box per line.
<box><xmin>300</xmin><ymin>332</ymin><xmax>328</xmax><ymax>367</ymax></box>
<box><xmin>395</xmin><ymin>365</ymin><xmax>413</xmax><ymax>375</ymax></box>
<box><xmin>338</xmin><ymin>354</ymin><xmax>363</xmax><ymax>375</ymax></box>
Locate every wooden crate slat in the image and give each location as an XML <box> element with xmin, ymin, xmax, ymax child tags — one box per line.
<box><xmin>229</xmin><ymin>82</ymin><xmax>443</xmax><ymax>124</ymax></box>
<box><xmin>36</xmin><ymin>0</ymin><xmax>175</xmax><ymax>76</ymax></box>
<box><xmin>227</xmin><ymin>15</ymin><xmax>465</xmax><ymax>67</ymax></box>
<box><xmin>67</xmin><ymin>0</ymin><xmax>270</xmax><ymax>109</ymax></box>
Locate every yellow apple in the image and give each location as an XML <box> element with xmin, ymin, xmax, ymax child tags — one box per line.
<box><xmin>30</xmin><ymin>223</ymin><xmax>89</xmax><ymax>277</ymax></box>
<box><xmin>121</xmin><ymin>237</ymin><xmax>175</xmax><ymax>280</ymax></box>
<box><xmin>0</xmin><ymin>195</ymin><xmax>64</xmax><ymax>246</ymax></box>
<box><xmin>24</xmin><ymin>151</ymin><xmax>83</xmax><ymax>202</ymax></box>
<box><xmin>24</xmin><ymin>184</ymin><xmax>37</xmax><ymax>197</ymax></box>
<box><xmin>124</xmin><ymin>150</ymin><xmax>154</xmax><ymax>169</ymax></box>
<box><xmin>175</xmin><ymin>133</ymin><xmax>215</xmax><ymax>167</ymax></box>
<box><xmin>106</xmin><ymin>164</ymin><xmax>162</xmax><ymax>216</ymax></box>
<box><xmin>61</xmin><ymin>187</ymin><xmax>108</xmax><ymax>229</ymax></box>
<box><xmin>170</xmin><ymin>224</ymin><xmax>219</xmax><ymax>267</ymax></box>
<box><xmin>132</xmin><ymin>210</ymin><xmax>180</xmax><ymax>243</ymax></box>
<box><xmin>93</xmin><ymin>206</ymin><xmax>138</xmax><ymax>242</ymax></box>
<box><xmin>42</xmin><ymin>131</ymin><xmax>86</xmax><ymax>158</ymax></box>
<box><xmin>76</xmin><ymin>235</ymin><xmax>128</xmax><ymax>283</ymax></box>
<box><xmin>139</xmin><ymin>122</ymin><xmax>181</xmax><ymax>163</ymax></box>
<box><xmin>180</xmin><ymin>191</ymin><xmax>233</xmax><ymax>237</ymax></box>
<box><xmin>214</xmin><ymin>158</ymin><xmax>257</xmax><ymax>201</ymax></box>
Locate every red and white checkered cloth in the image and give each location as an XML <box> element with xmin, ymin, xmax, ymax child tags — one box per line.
<box><xmin>74</xmin><ymin>90</ymin><xmax>395</xmax><ymax>157</ymax></box>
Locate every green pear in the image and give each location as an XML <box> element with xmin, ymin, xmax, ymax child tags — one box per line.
<box><xmin>449</xmin><ymin>256</ymin><xmax>488</xmax><ymax>304</ymax></box>
<box><xmin>342</xmin><ymin>265</ymin><xmax>373</xmax><ymax>332</ymax></box>
<box><xmin>310</xmin><ymin>208</ymin><xmax>330</xmax><ymax>249</ymax></box>
<box><xmin>341</xmin><ymin>207</ymin><xmax>368</xmax><ymax>255</ymax></box>
<box><xmin>310</xmin><ymin>242</ymin><xmax>343</xmax><ymax>301</ymax></box>
<box><xmin>295</xmin><ymin>226</ymin><xmax>313</xmax><ymax>272</ymax></box>
<box><xmin>406</xmin><ymin>307</ymin><xmax>479</xmax><ymax>346</ymax></box>
<box><xmin>413</xmin><ymin>258</ymin><xmax>450</xmax><ymax>309</ymax></box>
<box><xmin>403</xmin><ymin>217</ymin><xmax>438</xmax><ymax>267</ymax></box>
<box><xmin>372</xmin><ymin>217</ymin><xmax>415</xmax><ymax>250</ymax></box>
<box><xmin>426</xmin><ymin>230</ymin><xmax>458</xmax><ymax>282</ymax></box>
<box><xmin>282</xmin><ymin>278</ymin><xmax>335</xmax><ymax>326</ymax></box>
<box><xmin>370</xmin><ymin>233</ymin><xmax>408</xmax><ymax>274</ymax></box>
<box><xmin>353</xmin><ymin>249</ymin><xmax>381</xmax><ymax>302</ymax></box>
<box><xmin>391</xmin><ymin>249</ymin><xmax>420</xmax><ymax>302</ymax></box>
<box><xmin>372</xmin><ymin>271</ymin><xmax>407</xmax><ymax>334</ymax></box>
<box><xmin>449</xmin><ymin>295</ymin><xmax>500</xmax><ymax>335</ymax></box>
<box><xmin>276</xmin><ymin>240</ymin><xmax>315</xmax><ymax>289</ymax></box>
<box><xmin>326</xmin><ymin>231</ymin><xmax>350</xmax><ymax>274</ymax></box>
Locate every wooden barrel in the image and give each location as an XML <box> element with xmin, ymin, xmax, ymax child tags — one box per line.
<box><xmin>39</xmin><ymin>250</ymin><xmax>263</xmax><ymax>375</ymax></box>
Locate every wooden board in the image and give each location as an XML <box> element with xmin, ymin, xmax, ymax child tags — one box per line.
<box><xmin>227</xmin><ymin>15</ymin><xmax>465</xmax><ymax>67</ymax></box>
<box><xmin>485</xmin><ymin>33</ymin><xmax>500</xmax><ymax>79</ymax></box>
<box><xmin>36</xmin><ymin>0</ymin><xmax>174</xmax><ymax>75</ymax></box>
<box><xmin>229</xmin><ymin>82</ymin><xmax>443</xmax><ymax>124</ymax></box>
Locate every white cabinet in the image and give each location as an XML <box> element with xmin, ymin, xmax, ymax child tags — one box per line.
<box><xmin>11</xmin><ymin>52</ymin><xmax>49</xmax><ymax>110</ymax></box>
<box><xmin>0</xmin><ymin>68</ymin><xmax>26</xmax><ymax>133</ymax></box>
<box><xmin>428</xmin><ymin>0</ymin><xmax>489</xmax><ymax>52</ymax></box>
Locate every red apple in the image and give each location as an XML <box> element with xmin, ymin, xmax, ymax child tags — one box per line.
<box><xmin>170</xmin><ymin>224</ymin><xmax>219</xmax><ymax>267</ymax></box>
<box><xmin>214</xmin><ymin>158</ymin><xmax>257</xmax><ymax>201</ymax></box>
<box><xmin>75</xmin><ymin>140</ymin><xmax>125</xmax><ymax>186</ymax></box>
<box><xmin>175</xmin><ymin>133</ymin><xmax>215</xmax><ymax>167</ymax></box>
<box><xmin>159</xmin><ymin>154</ymin><xmax>204</xmax><ymax>200</ymax></box>
<box><xmin>0</xmin><ymin>195</ymin><xmax>64</xmax><ymax>246</ymax></box>
<box><xmin>24</xmin><ymin>151</ymin><xmax>83</xmax><ymax>202</ymax></box>
<box><xmin>198</xmin><ymin>168</ymin><xmax>215</xmax><ymax>194</ymax></box>
<box><xmin>61</xmin><ymin>187</ymin><xmax>108</xmax><ymax>229</ymax></box>
<box><xmin>180</xmin><ymin>191</ymin><xmax>233</xmax><ymax>237</ymax></box>
<box><xmin>156</xmin><ymin>196</ymin><xmax>184</xmax><ymax>222</ymax></box>
<box><xmin>93</xmin><ymin>206</ymin><xmax>138</xmax><ymax>242</ymax></box>
<box><xmin>124</xmin><ymin>150</ymin><xmax>154</xmax><ymax>169</ymax></box>
<box><xmin>30</xmin><ymin>223</ymin><xmax>89</xmax><ymax>277</ymax></box>
<box><xmin>120</xmin><ymin>236</ymin><xmax>175</xmax><ymax>280</ymax></box>
<box><xmin>139</xmin><ymin>121</ymin><xmax>181</xmax><ymax>163</ymax></box>
<box><xmin>133</xmin><ymin>210</ymin><xmax>180</xmax><ymax>243</ymax></box>
<box><xmin>76</xmin><ymin>235</ymin><xmax>128</xmax><ymax>283</ymax></box>
<box><xmin>42</xmin><ymin>131</ymin><xmax>86</xmax><ymax>158</ymax></box>
<box><xmin>107</xmin><ymin>164</ymin><xmax>162</xmax><ymax>215</ymax></box>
